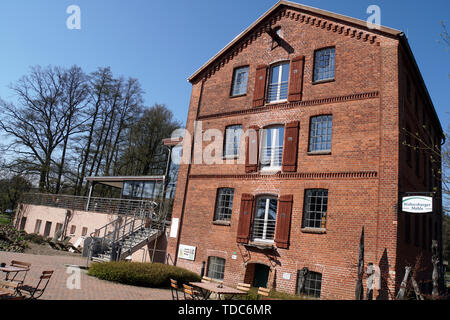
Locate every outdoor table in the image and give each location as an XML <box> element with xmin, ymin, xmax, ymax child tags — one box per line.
<box><xmin>189</xmin><ymin>282</ymin><xmax>247</xmax><ymax>300</ymax></box>
<box><xmin>0</xmin><ymin>266</ymin><xmax>30</xmax><ymax>284</ymax></box>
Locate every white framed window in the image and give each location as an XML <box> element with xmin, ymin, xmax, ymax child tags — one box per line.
<box><xmin>252</xmin><ymin>196</ymin><xmax>277</xmax><ymax>243</ymax></box>
<box><xmin>267</xmin><ymin>62</ymin><xmax>290</xmax><ymax>103</ymax></box>
<box><xmin>223</xmin><ymin>125</ymin><xmax>242</xmax><ymax>158</ymax></box>
<box><xmin>261</xmin><ymin>125</ymin><xmax>284</xmax><ymax>172</ymax></box>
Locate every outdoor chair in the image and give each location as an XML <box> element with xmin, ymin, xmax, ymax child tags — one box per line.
<box><xmin>182</xmin><ymin>284</ymin><xmax>201</xmax><ymax>300</ymax></box>
<box><xmin>170</xmin><ymin>278</ymin><xmax>179</xmax><ymax>300</ymax></box>
<box><xmin>257</xmin><ymin>287</ymin><xmax>270</xmax><ymax>300</ymax></box>
<box><xmin>5</xmin><ymin>261</ymin><xmax>31</xmax><ymax>285</ymax></box>
<box><xmin>0</xmin><ymin>279</ymin><xmax>19</xmax><ymax>293</ymax></box>
<box><xmin>17</xmin><ymin>270</ymin><xmax>54</xmax><ymax>300</ymax></box>
<box><xmin>0</xmin><ymin>293</ymin><xmax>25</xmax><ymax>300</ymax></box>
<box><xmin>201</xmin><ymin>276</ymin><xmax>212</xmax><ymax>283</ymax></box>
<box><xmin>236</xmin><ymin>283</ymin><xmax>251</xmax><ymax>300</ymax></box>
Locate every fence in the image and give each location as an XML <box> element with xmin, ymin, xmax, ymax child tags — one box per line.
<box><xmin>21</xmin><ymin>193</ymin><xmax>161</xmax><ymax>217</ymax></box>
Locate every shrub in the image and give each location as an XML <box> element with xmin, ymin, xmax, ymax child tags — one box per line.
<box><xmin>0</xmin><ymin>225</ymin><xmax>28</xmax><ymax>252</ymax></box>
<box><xmin>23</xmin><ymin>233</ymin><xmax>47</xmax><ymax>245</ymax></box>
<box><xmin>88</xmin><ymin>262</ymin><xmax>201</xmax><ymax>288</ymax></box>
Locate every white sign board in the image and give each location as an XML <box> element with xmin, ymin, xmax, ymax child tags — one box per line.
<box><xmin>402</xmin><ymin>196</ymin><xmax>433</xmax><ymax>213</ymax></box>
<box><xmin>178</xmin><ymin>244</ymin><xmax>196</xmax><ymax>261</ymax></box>
<box><xmin>169</xmin><ymin>218</ymin><xmax>179</xmax><ymax>238</ymax></box>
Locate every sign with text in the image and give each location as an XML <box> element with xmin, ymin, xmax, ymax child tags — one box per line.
<box><xmin>178</xmin><ymin>244</ymin><xmax>196</xmax><ymax>261</ymax></box>
<box><xmin>402</xmin><ymin>196</ymin><xmax>433</xmax><ymax>213</ymax></box>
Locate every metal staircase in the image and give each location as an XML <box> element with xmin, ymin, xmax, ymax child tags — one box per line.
<box><xmin>87</xmin><ymin>201</ymin><xmax>165</xmax><ymax>262</ymax></box>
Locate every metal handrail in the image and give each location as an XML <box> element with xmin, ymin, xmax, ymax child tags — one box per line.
<box><xmin>88</xmin><ymin>202</ymin><xmax>162</xmax><ymax>261</ymax></box>
<box><xmin>21</xmin><ymin>193</ymin><xmax>159</xmax><ymax>216</ymax></box>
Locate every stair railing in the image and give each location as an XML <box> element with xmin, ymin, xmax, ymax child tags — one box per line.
<box><xmin>87</xmin><ymin>217</ymin><xmax>121</xmax><ymax>263</ymax></box>
<box><xmin>87</xmin><ymin>199</ymin><xmax>163</xmax><ymax>262</ymax></box>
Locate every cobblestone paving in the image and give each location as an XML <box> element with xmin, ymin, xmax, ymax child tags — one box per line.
<box><xmin>0</xmin><ymin>252</ymin><xmax>172</xmax><ymax>300</ymax></box>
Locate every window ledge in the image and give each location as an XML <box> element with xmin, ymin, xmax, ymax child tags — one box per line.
<box><xmin>212</xmin><ymin>221</ymin><xmax>231</xmax><ymax>226</ymax></box>
<box><xmin>222</xmin><ymin>155</ymin><xmax>239</xmax><ymax>161</ymax></box>
<box><xmin>246</xmin><ymin>241</ymin><xmax>275</xmax><ymax>250</ymax></box>
<box><xmin>301</xmin><ymin>228</ymin><xmax>327</xmax><ymax>234</ymax></box>
<box><xmin>307</xmin><ymin>151</ymin><xmax>331</xmax><ymax>156</ymax></box>
<box><xmin>265</xmin><ymin>100</ymin><xmax>288</xmax><ymax>105</ymax></box>
<box><xmin>260</xmin><ymin>168</ymin><xmax>282</xmax><ymax>175</ymax></box>
<box><xmin>230</xmin><ymin>93</ymin><xmax>247</xmax><ymax>99</ymax></box>
<box><xmin>312</xmin><ymin>79</ymin><xmax>335</xmax><ymax>85</ymax></box>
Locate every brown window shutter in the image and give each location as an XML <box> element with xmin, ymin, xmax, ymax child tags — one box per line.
<box><xmin>253</xmin><ymin>65</ymin><xmax>267</xmax><ymax>107</ymax></box>
<box><xmin>237</xmin><ymin>194</ymin><xmax>255</xmax><ymax>244</ymax></box>
<box><xmin>282</xmin><ymin>121</ymin><xmax>300</xmax><ymax>172</ymax></box>
<box><xmin>275</xmin><ymin>195</ymin><xmax>293</xmax><ymax>249</ymax></box>
<box><xmin>245</xmin><ymin>126</ymin><xmax>260</xmax><ymax>173</ymax></box>
<box><xmin>288</xmin><ymin>56</ymin><xmax>305</xmax><ymax>102</ymax></box>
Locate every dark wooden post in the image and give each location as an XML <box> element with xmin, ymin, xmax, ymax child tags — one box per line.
<box><xmin>355</xmin><ymin>227</ymin><xmax>364</xmax><ymax>300</ymax></box>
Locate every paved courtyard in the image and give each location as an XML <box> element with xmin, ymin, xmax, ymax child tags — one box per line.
<box><xmin>0</xmin><ymin>252</ymin><xmax>172</xmax><ymax>300</ymax></box>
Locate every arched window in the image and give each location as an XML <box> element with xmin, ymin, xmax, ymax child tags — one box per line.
<box><xmin>252</xmin><ymin>196</ymin><xmax>278</xmax><ymax>242</ymax></box>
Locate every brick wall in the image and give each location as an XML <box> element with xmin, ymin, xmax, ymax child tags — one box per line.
<box><xmin>167</xmin><ymin>5</ymin><xmax>442</xmax><ymax>300</ymax></box>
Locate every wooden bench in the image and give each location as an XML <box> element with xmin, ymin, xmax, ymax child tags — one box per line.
<box><xmin>257</xmin><ymin>287</ymin><xmax>270</xmax><ymax>300</ymax></box>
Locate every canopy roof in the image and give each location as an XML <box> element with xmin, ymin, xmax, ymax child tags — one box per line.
<box><xmin>86</xmin><ymin>176</ymin><xmax>165</xmax><ymax>189</ymax></box>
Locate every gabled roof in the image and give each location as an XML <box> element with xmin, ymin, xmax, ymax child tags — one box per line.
<box><xmin>188</xmin><ymin>0</ymin><xmax>402</xmax><ymax>82</ymax></box>
<box><xmin>187</xmin><ymin>0</ymin><xmax>443</xmax><ymax>136</ymax></box>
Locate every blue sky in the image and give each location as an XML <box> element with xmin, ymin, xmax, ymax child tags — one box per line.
<box><xmin>0</xmin><ymin>0</ymin><xmax>449</xmax><ymax>128</ymax></box>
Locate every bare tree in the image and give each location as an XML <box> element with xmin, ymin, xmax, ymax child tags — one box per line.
<box><xmin>0</xmin><ymin>66</ymin><xmax>71</xmax><ymax>191</ymax></box>
<box><xmin>74</xmin><ymin>67</ymin><xmax>113</xmax><ymax>195</ymax></box>
<box><xmin>54</xmin><ymin>66</ymin><xmax>89</xmax><ymax>194</ymax></box>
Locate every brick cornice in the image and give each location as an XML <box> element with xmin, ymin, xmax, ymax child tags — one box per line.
<box><xmin>197</xmin><ymin>91</ymin><xmax>379</xmax><ymax>120</ymax></box>
<box><xmin>189</xmin><ymin>171</ymin><xmax>378</xmax><ymax>180</ymax></box>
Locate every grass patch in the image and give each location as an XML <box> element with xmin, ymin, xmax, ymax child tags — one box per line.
<box><xmin>88</xmin><ymin>261</ymin><xmax>201</xmax><ymax>288</ymax></box>
<box><xmin>0</xmin><ymin>215</ymin><xmax>12</xmax><ymax>225</ymax></box>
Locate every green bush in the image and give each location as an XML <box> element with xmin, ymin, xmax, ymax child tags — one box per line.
<box><xmin>88</xmin><ymin>262</ymin><xmax>201</xmax><ymax>288</ymax></box>
<box><xmin>23</xmin><ymin>233</ymin><xmax>47</xmax><ymax>245</ymax></box>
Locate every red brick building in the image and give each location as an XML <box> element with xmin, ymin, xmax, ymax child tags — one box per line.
<box><xmin>166</xmin><ymin>1</ymin><xmax>444</xmax><ymax>300</ymax></box>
